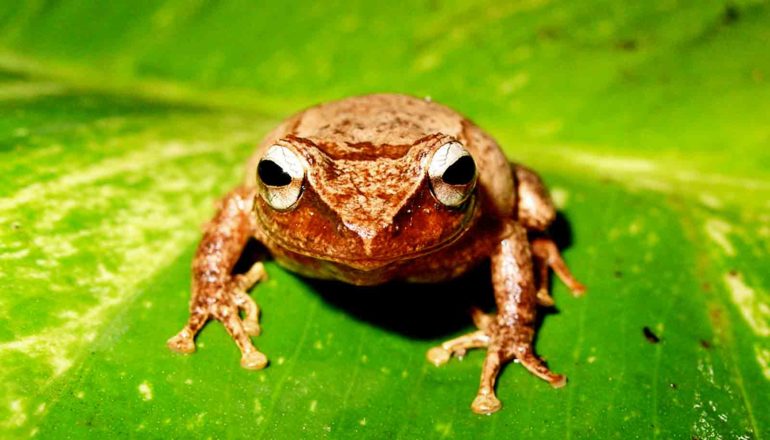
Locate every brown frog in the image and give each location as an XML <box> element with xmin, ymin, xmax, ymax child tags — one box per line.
<box><xmin>167</xmin><ymin>94</ymin><xmax>585</xmax><ymax>414</ymax></box>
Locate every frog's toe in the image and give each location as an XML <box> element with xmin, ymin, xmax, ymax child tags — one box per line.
<box><xmin>515</xmin><ymin>344</ymin><xmax>567</xmax><ymax>387</ymax></box>
<box><xmin>243</xmin><ymin>320</ymin><xmax>261</xmax><ymax>336</ymax></box>
<box><xmin>536</xmin><ymin>288</ymin><xmax>555</xmax><ymax>307</ymax></box>
<box><xmin>241</xmin><ymin>351</ymin><xmax>269</xmax><ymax>370</ymax></box>
<box><xmin>233</xmin><ymin>291</ymin><xmax>261</xmax><ymax>336</ymax></box>
<box><xmin>427</xmin><ymin>330</ymin><xmax>489</xmax><ymax>367</ymax></box>
<box><xmin>427</xmin><ymin>346</ymin><xmax>452</xmax><ymax>366</ymax></box>
<box><xmin>470</xmin><ymin>307</ymin><xmax>493</xmax><ymax>330</ymax></box>
<box><xmin>570</xmin><ymin>282</ymin><xmax>587</xmax><ymax>297</ymax></box>
<box><xmin>471</xmin><ymin>393</ymin><xmax>502</xmax><ymax>415</ymax></box>
<box><xmin>167</xmin><ymin>332</ymin><xmax>196</xmax><ymax>354</ymax></box>
<box><xmin>549</xmin><ymin>374</ymin><xmax>567</xmax><ymax>388</ymax></box>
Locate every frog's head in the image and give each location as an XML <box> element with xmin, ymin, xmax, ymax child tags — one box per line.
<box><xmin>251</xmin><ymin>134</ymin><xmax>479</xmax><ymax>270</ymax></box>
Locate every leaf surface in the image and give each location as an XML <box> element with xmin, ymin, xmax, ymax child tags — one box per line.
<box><xmin>1</xmin><ymin>1</ymin><xmax>769</xmax><ymax>438</ymax></box>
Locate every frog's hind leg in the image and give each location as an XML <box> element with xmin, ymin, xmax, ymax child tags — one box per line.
<box><xmin>530</xmin><ymin>236</ymin><xmax>586</xmax><ymax>305</ymax></box>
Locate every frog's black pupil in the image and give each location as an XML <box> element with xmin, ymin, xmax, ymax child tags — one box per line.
<box><xmin>258</xmin><ymin>160</ymin><xmax>292</xmax><ymax>186</ymax></box>
<box><xmin>442</xmin><ymin>156</ymin><xmax>476</xmax><ymax>185</ymax></box>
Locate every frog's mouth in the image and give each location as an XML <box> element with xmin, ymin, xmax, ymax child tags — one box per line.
<box><xmin>255</xmin><ymin>194</ymin><xmax>480</xmax><ymax>271</ymax></box>
<box><xmin>274</xmin><ymin>220</ymin><xmax>475</xmax><ymax>272</ymax></box>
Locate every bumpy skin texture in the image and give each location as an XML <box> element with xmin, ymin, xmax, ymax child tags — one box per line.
<box><xmin>167</xmin><ymin>94</ymin><xmax>585</xmax><ymax>414</ymax></box>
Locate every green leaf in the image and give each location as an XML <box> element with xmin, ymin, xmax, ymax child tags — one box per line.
<box><xmin>1</xmin><ymin>1</ymin><xmax>769</xmax><ymax>438</ymax></box>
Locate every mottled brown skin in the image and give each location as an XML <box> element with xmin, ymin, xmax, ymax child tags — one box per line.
<box><xmin>167</xmin><ymin>94</ymin><xmax>585</xmax><ymax>414</ymax></box>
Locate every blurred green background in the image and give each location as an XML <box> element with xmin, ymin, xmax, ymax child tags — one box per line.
<box><xmin>1</xmin><ymin>0</ymin><xmax>769</xmax><ymax>438</ymax></box>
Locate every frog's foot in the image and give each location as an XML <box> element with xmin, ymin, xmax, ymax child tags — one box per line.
<box><xmin>233</xmin><ymin>263</ymin><xmax>266</xmax><ymax>336</ymax></box>
<box><xmin>167</xmin><ymin>307</ymin><xmax>209</xmax><ymax>354</ymax></box>
<box><xmin>512</xmin><ymin>344</ymin><xmax>566</xmax><ymax>388</ymax></box>
<box><xmin>167</xmin><ymin>330</ymin><xmax>196</xmax><ymax>354</ymax></box>
<box><xmin>470</xmin><ymin>307</ymin><xmax>494</xmax><ymax>330</ymax></box>
<box><xmin>472</xmin><ymin>351</ymin><xmax>503</xmax><ymax>415</ymax></box>
<box><xmin>472</xmin><ymin>389</ymin><xmax>502</xmax><ymax>415</ymax></box>
<box><xmin>241</xmin><ymin>350</ymin><xmax>268</xmax><ymax>370</ymax></box>
<box><xmin>531</xmin><ymin>237</ymin><xmax>587</xmax><ymax>299</ymax></box>
<box><xmin>234</xmin><ymin>291</ymin><xmax>261</xmax><ymax>336</ymax></box>
<box><xmin>536</xmin><ymin>287</ymin><xmax>556</xmax><ymax>307</ymax></box>
<box><xmin>470</xmin><ymin>329</ymin><xmax>566</xmax><ymax>415</ymax></box>
<box><xmin>213</xmin><ymin>304</ymin><xmax>269</xmax><ymax>371</ymax></box>
<box><xmin>168</xmin><ymin>288</ymin><xmax>268</xmax><ymax>370</ymax></box>
<box><xmin>234</xmin><ymin>262</ymin><xmax>268</xmax><ymax>290</ymax></box>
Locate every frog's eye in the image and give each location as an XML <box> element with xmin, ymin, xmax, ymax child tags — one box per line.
<box><xmin>257</xmin><ymin>145</ymin><xmax>305</xmax><ymax>210</ymax></box>
<box><xmin>428</xmin><ymin>142</ymin><xmax>477</xmax><ymax>207</ymax></box>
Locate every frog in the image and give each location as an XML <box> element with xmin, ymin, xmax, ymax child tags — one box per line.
<box><xmin>167</xmin><ymin>94</ymin><xmax>585</xmax><ymax>414</ymax></box>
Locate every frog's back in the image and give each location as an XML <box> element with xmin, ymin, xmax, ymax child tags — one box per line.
<box><xmin>291</xmin><ymin>94</ymin><xmax>465</xmax><ymax>158</ymax></box>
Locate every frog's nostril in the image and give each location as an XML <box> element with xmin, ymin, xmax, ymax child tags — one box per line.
<box><xmin>258</xmin><ymin>160</ymin><xmax>292</xmax><ymax>186</ymax></box>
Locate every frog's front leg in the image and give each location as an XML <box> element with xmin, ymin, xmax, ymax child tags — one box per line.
<box><xmin>427</xmin><ymin>308</ymin><xmax>491</xmax><ymax>365</ymax></box>
<box><xmin>166</xmin><ymin>186</ymin><xmax>269</xmax><ymax>370</ymax></box>
<box><xmin>474</xmin><ymin>222</ymin><xmax>565</xmax><ymax>414</ymax></box>
<box><xmin>427</xmin><ymin>222</ymin><xmax>565</xmax><ymax>414</ymax></box>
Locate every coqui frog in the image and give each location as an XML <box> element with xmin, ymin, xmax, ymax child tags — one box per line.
<box><xmin>167</xmin><ymin>94</ymin><xmax>585</xmax><ymax>414</ymax></box>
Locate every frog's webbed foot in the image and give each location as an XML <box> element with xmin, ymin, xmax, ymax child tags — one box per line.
<box><xmin>167</xmin><ymin>262</ymin><xmax>269</xmax><ymax>370</ymax></box>
<box><xmin>531</xmin><ymin>237</ymin><xmax>586</xmax><ymax>307</ymax></box>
